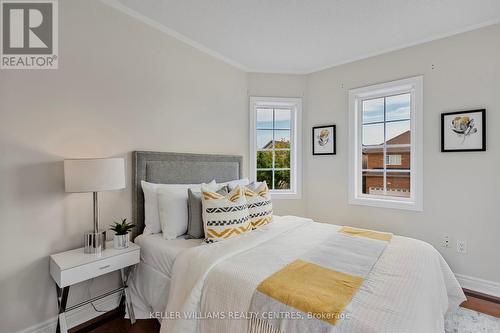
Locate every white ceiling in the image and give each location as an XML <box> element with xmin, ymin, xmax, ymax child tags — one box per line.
<box><xmin>103</xmin><ymin>0</ymin><xmax>500</xmax><ymax>74</ymax></box>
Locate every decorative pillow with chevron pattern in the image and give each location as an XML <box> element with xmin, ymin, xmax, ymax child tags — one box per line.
<box><xmin>201</xmin><ymin>184</ymin><xmax>251</xmax><ymax>243</ymax></box>
<box><xmin>244</xmin><ymin>181</ymin><xmax>273</xmax><ymax>230</ymax></box>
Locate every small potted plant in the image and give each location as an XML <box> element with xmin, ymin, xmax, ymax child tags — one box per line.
<box><xmin>110</xmin><ymin>218</ymin><xmax>135</xmax><ymax>250</ymax></box>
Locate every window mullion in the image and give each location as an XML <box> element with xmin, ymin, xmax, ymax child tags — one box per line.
<box><xmin>254</xmin><ymin>107</ymin><xmax>258</xmax><ymax>182</ymax></box>
<box><xmin>383</xmin><ymin>97</ymin><xmax>387</xmax><ymax>195</ymax></box>
<box><xmin>272</xmin><ymin>108</ymin><xmax>276</xmax><ymax>190</ymax></box>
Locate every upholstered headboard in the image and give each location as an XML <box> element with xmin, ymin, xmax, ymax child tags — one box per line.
<box><xmin>132</xmin><ymin>151</ymin><xmax>243</xmax><ymax>237</ymax></box>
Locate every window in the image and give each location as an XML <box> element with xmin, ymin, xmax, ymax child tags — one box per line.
<box><xmin>348</xmin><ymin>76</ymin><xmax>423</xmax><ymax>210</ymax></box>
<box><xmin>386</xmin><ymin>155</ymin><xmax>402</xmax><ymax>166</ymax></box>
<box><xmin>250</xmin><ymin>97</ymin><xmax>302</xmax><ymax>199</ymax></box>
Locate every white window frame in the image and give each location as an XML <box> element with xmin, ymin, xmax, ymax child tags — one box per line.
<box><xmin>348</xmin><ymin>76</ymin><xmax>423</xmax><ymax>211</ymax></box>
<box><xmin>249</xmin><ymin>97</ymin><xmax>302</xmax><ymax>199</ymax></box>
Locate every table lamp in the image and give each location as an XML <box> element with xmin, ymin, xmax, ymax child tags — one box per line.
<box><xmin>64</xmin><ymin>158</ymin><xmax>126</xmax><ymax>254</ymax></box>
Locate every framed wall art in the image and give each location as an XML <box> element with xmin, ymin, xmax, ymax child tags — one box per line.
<box><xmin>441</xmin><ymin>109</ymin><xmax>486</xmax><ymax>152</ymax></box>
<box><xmin>312</xmin><ymin>125</ymin><xmax>336</xmax><ymax>155</ymax></box>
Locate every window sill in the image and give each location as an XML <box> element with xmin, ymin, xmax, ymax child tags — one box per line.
<box><xmin>349</xmin><ymin>196</ymin><xmax>422</xmax><ymax>211</ymax></box>
<box><xmin>270</xmin><ymin>191</ymin><xmax>302</xmax><ymax>200</ymax></box>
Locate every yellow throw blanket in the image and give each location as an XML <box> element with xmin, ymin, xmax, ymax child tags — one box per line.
<box><xmin>257</xmin><ymin>259</ymin><xmax>363</xmax><ymax>325</ymax></box>
<box><xmin>339</xmin><ymin>226</ymin><xmax>393</xmax><ymax>242</ymax></box>
<box><xmin>250</xmin><ymin>226</ymin><xmax>393</xmax><ymax>332</ymax></box>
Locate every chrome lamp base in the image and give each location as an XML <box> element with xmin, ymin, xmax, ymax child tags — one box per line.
<box><xmin>84</xmin><ymin>230</ymin><xmax>106</xmax><ymax>254</ymax></box>
<box><xmin>83</xmin><ymin>191</ymin><xmax>106</xmax><ymax>254</ymax></box>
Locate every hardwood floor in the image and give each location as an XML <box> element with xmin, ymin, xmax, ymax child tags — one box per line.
<box><xmin>461</xmin><ymin>289</ymin><xmax>500</xmax><ymax>318</ymax></box>
<box><xmin>80</xmin><ymin>318</ymin><xmax>160</xmax><ymax>333</ymax></box>
<box><xmin>76</xmin><ymin>292</ymin><xmax>499</xmax><ymax>333</ymax></box>
<box><xmin>68</xmin><ymin>304</ymin><xmax>160</xmax><ymax>333</ymax></box>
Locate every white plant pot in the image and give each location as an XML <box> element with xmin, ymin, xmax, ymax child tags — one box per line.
<box><xmin>113</xmin><ymin>233</ymin><xmax>130</xmax><ymax>250</ymax></box>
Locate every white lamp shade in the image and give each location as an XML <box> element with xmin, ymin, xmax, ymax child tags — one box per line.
<box><xmin>64</xmin><ymin>158</ymin><xmax>126</xmax><ymax>193</ymax></box>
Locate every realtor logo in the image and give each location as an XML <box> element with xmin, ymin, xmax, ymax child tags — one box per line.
<box><xmin>1</xmin><ymin>0</ymin><xmax>58</xmax><ymax>69</ymax></box>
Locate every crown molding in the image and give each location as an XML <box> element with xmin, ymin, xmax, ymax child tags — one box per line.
<box><xmin>100</xmin><ymin>0</ymin><xmax>248</xmax><ymax>72</ymax></box>
<box><xmin>101</xmin><ymin>1</ymin><xmax>500</xmax><ymax>75</ymax></box>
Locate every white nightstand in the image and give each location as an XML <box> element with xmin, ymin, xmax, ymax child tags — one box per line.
<box><xmin>50</xmin><ymin>242</ymin><xmax>140</xmax><ymax>333</ymax></box>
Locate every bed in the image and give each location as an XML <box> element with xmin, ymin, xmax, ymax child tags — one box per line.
<box><xmin>128</xmin><ymin>151</ymin><xmax>466</xmax><ymax>333</ymax></box>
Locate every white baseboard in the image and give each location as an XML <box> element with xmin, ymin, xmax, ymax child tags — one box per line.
<box><xmin>455</xmin><ymin>273</ymin><xmax>500</xmax><ymax>298</ymax></box>
<box><xmin>17</xmin><ymin>293</ymin><xmax>121</xmax><ymax>333</ymax></box>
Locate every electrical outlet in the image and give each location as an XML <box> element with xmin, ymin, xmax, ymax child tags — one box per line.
<box><xmin>457</xmin><ymin>240</ymin><xmax>467</xmax><ymax>254</ymax></box>
<box><xmin>442</xmin><ymin>235</ymin><xmax>450</xmax><ymax>248</ymax></box>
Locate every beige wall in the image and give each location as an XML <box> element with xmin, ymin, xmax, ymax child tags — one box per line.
<box><xmin>0</xmin><ymin>1</ymin><xmax>247</xmax><ymax>332</ymax></box>
<box><xmin>305</xmin><ymin>23</ymin><xmax>500</xmax><ymax>283</ymax></box>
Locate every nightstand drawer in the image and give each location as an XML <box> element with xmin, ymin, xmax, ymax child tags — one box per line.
<box><xmin>52</xmin><ymin>249</ymin><xmax>139</xmax><ymax>287</ymax></box>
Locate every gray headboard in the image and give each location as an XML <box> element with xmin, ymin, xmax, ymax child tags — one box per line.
<box><xmin>132</xmin><ymin>151</ymin><xmax>243</xmax><ymax>238</ymax></box>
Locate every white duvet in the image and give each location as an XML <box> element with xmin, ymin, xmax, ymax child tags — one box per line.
<box><xmin>128</xmin><ymin>235</ymin><xmax>203</xmax><ymax>318</ymax></box>
<box><xmin>160</xmin><ymin>216</ymin><xmax>466</xmax><ymax>333</ymax></box>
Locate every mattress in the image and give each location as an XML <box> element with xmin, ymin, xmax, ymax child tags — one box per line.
<box><xmin>129</xmin><ymin>234</ymin><xmax>203</xmax><ymax>319</ymax></box>
<box><xmin>135</xmin><ymin>233</ymin><xmax>203</xmax><ymax>278</ymax></box>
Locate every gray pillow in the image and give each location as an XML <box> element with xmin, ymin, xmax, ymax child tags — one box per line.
<box><xmin>187</xmin><ymin>186</ymin><xmax>228</xmax><ymax>239</ymax></box>
<box><xmin>246</xmin><ymin>181</ymin><xmax>262</xmax><ymax>191</ymax></box>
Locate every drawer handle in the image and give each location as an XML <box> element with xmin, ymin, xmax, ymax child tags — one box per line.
<box><xmin>99</xmin><ymin>265</ymin><xmax>111</xmax><ymax>270</ymax></box>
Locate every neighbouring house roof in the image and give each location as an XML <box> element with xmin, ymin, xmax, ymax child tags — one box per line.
<box><xmin>262</xmin><ymin>140</ymin><xmax>273</xmax><ymax>149</ymax></box>
<box><xmin>386</xmin><ymin>130</ymin><xmax>410</xmax><ymax>145</ymax></box>
<box><xmin>262</xmin><ymin>140</ymin><xmax>289</xmax><ymax>149</ymax></box>
<box><xmin>363</xmin><ymin>130</ymin><xmax>411</xmax><ymax>152</ymax></box>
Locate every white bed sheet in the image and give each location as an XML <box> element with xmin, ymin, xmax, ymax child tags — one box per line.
<box><xmin>129</xmin><ymin>234</ymin><xmax>203</xmax><ymax>319</ymax></box>
<box><xmin>135</xmin><ymin>233</ymin><xmax>203</xmax><ymax>277</ymax></box>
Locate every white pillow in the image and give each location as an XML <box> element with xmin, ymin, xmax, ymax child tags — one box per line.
<box><xmin>223</xmin><ymin>178</ymin><xmax>250</xmax><ymax>191</ymax></box>
<box><xmin>158</xmin><ymin>180</ymin><xmax>217</xmax><ymax>240</ymax></box>
<box><xmin>141</xmin><ymin>181</ymin><xmax>161</xmax><ymax>234</ymax></box>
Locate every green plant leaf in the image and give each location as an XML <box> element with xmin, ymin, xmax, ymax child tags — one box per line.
<box><xmin>110</xmin><ymin>218</ymin><xmax>134</xmax><ymax>235</ymax></box>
